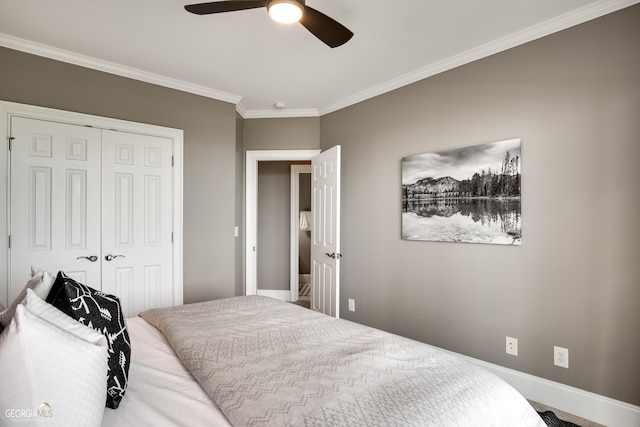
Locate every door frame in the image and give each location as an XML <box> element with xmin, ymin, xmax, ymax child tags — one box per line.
<box><xmin>290</xmin><ymin>164</ymin><xmax>311</xmax><ymax>302</ymax></box>
<box><xmin>245</xmin><ymin>149</ymin><xmax>320</xmax><ymax>297</ymax></box>
<box><xmin>0</xmin><ymin>100</ymin><xmax>183</xmax><ymax>307</ymax></box>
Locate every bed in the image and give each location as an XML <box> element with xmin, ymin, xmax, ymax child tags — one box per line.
<box><xmin>101</xmin><ymin>316</ymin><xmax>230</xmax><ymax>426</ymax></box>
<box><xmin>102</xmin><ymin>295</ymin><xmax>545</xmax><ymax>427</ymax></box>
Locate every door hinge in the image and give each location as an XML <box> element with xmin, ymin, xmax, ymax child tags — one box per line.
<box><xmin>7</xmin><ymin>235</ymin><xmax>11</xmax><ymax>249</ymax></box>
<box><xmin>171</xmin><ymin>232</ymin><xmax>174</xmax><ymax>243</ymax></box>
<box><xmin>8</xmin><ymin>136</ymin><xmax>15</xmax><ymax>151</ymax></box>
<box><xmin>171</xmin><ymin>155</ymin><xmax>174</xmax><ymax>167</ymax></box>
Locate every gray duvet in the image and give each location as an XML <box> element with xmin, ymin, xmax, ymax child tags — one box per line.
<box><xmin>140</xmin><ymin>296</ymin><xmax>545</xmax><ymax>427</ymax></box>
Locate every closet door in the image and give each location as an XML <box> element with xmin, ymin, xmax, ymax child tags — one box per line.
<box><xmin>101</xmin><ymin>130</ymin><xmax>174</xmax><ymax>318</ymax></box>
<box><xmin>10</xmin><ymin>117</ymin><xmax>102</xmax><ymax>298</ymax></box>
<box><xmin>10</xmin><ymin>118</ymin><xmax>175</xmax><ymax>318</ymax></box>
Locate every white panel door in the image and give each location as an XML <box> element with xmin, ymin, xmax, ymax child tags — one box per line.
<box><xmin>311</xmin><ymin>145</ymin><xmax>341</xmax><ymax>317</ymax></box>
<box><xmin>101</xmin><ymin>130</ymin><xmax>174</xmax><ymax>318</ymax></box>
<box><xmin>10</xmin><ymin>117</ymin><xmax>102</xmax><ymax>297</ymax></box>
<box><xmin>10</xmin><ymin>118</ymin><xmax>174</xmax><ymax>318</ymax></box>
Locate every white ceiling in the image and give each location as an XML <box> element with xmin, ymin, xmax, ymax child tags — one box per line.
<box><xmin>0</xmin><ymin>0</ymin><xmax>636</xmax><ymax>118</ymax></box>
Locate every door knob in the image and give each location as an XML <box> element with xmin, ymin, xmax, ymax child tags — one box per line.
<box><xmin>104</xmin><ymin>254</ymin><xmax>125</xmax><ymax>261</ymax></box>
<box><xmin>76</xmin><ymin>255</ymin><xmax>98</xmax><ymax>262</ymax></box>
<box><xmin>324</xmin><ymin>252</ymin><xmax>343</xmax><ymax>259</ymax></box>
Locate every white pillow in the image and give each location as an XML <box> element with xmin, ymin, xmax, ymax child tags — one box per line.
<box><xmin>30</xmin><ymin>266</ymin><xmax>57</xmax><ymax>283</ymax></box>
<box><xmin>0</xmin><ymin>268</ymin><xmax>55</xmax><ymax>330</ymax></box>
<box><xmin>0</xmin><ymin>292</ymin><xmax>108</xmax><ymax>427</ymax></box>
<box><xmin>23</xmin><ymin>289</ymin><xmax>105</xmax><ymax>352</ymax></box>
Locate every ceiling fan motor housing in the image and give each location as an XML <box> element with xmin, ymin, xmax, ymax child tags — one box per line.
<box><xmin>267</xmin><ymin>0</ymin><xmax>306</xmax><ymax>9</ymax></box>
<box><xmin>267</xmin><ymin>0</ymin><xmax>305</xmax><ymax>24</ymax></box>
<box><xmin>266</xmin><ymin>0</ymin><xmax>306</xmax><ymax>17</ymax></box>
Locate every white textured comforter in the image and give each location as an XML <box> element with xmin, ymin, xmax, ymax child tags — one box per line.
<box><xmin>101</xmin><ymin>317</ymin><xmax>231</xmax><ymax>427</ymax></box>
<box><xmin>140</xmin><ymin>296</ymin><xmax>545</xmax><ymax>427</ymax></box>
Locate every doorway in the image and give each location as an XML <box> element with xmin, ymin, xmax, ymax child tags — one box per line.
<box><xmin>290</xmin><ymin>164</ymin><xmax>312</xmax><ymax>304</ymax></box>
<box><xmin>245</xmin><ymin>147</ymin><xmax>341</xmax><ymax>317</ymax></box>
<box><xmin>245</xmin><ymin>150</ymin><xmax>320</xmax><ymax>298</ymax></box>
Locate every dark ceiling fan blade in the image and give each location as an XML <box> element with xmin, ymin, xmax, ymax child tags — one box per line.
<box><xmin>185</xmin><ymin>1</ymin><xmax>266</xmax><ymax>15</ymax></box>
<box><xmin>299</xmin><ymin>6</ymin><xmax>353</xmax><ymax>48</ymax></box>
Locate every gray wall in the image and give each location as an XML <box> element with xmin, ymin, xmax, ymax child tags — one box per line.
<box><xmin>244</xmin><ymin>117</ymin><xmax>320</xmax><ymax>292</ymax></box>
<box><xmin>321</xmin><ymin>5</ymin><xmax>640</xmax><ymax>406</ymax></box>
<box><xmin>256</xmin><ymin>161</ymin><xmax>311</xmax><ymax>291</ymax></box>
<box><xmin>235</xmin><ymin>113</ymin><xmax>245</xmax><ymax>296</ymax></box>
<box><xmin>0</xmin><ymin>46</ymin><xmax>238</xmax><ymax>304</ymax></box>
<box><xmin>243</xmin><ymin>117</ymin><xmax>320</xmax><ymax>151</ymax></box>
<box><xmin>257</xmin><ymin>161</ymin><xmax>293</xmax><ymax>291</ymax></box>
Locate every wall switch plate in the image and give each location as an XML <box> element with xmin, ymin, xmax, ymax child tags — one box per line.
<box><xmin>554</xmin><ymin>346</ymin><xmax>569</xmax><ymax>368</ymax></box>
<box><xmin>506</xmin><ymin>336</ymin><xmax>518</xmax><ymax>356</ymax></box>
<box><xmin>348</xmin><ymin>299</ymin><xmax>355</xmax><ymax>312</ymax></box>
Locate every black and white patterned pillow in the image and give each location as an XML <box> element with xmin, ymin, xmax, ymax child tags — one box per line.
<box><xmin>46</xmin><ymin>271</ymin><xmax>131</xmax><ymax>409</ymax></box>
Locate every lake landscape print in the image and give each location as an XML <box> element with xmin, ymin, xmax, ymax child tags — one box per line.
<box><xmin>402</xmin><ymin>139</ymin><xmax>521</xmax><ymax>245</ymax></box>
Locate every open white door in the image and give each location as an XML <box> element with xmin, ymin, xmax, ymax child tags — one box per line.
<box><xmin>311</xmin><ymin>145</ymin><xmax>341</xmax><ymax>318</ymax></box>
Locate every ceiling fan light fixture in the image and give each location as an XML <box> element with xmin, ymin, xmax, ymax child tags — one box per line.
<box><xmin>267</xmin><ymin>0</ymin><xmax>303</xmax><ymax>24</ymax></box>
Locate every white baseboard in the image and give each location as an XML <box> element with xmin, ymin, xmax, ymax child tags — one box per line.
<box><xmin>256</xmin><ymin>289</ymin><xmax>291</xmax><ymax>301</ymax></box>
<box><xmin>457</xmin><ymin>354</ymin><xmax>640</xmax><ymax>427</ymax></box>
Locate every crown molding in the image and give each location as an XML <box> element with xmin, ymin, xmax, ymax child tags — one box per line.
<box><xmin>239</xmin><ymin>107</ymin><xmax>320</xmax><ymax>119</ymax></box>
<box><xmin>319</xmin><ymin>0</ymin><xmax>640</xmax><ymax>116</ymax></box>
<box><xmin>235</xmin><ymin>102</ymin><xmax>248</xmax><ymax>118</ymax></box>
<box><xmin>0</xmin><ymin>33</ymin><xmax>242</xmax><ymax>105</ymax></box>
<box><xmin>2</xmin><ymin>0</ymin><xmax>637</xmax><ymax>118</ymax></box>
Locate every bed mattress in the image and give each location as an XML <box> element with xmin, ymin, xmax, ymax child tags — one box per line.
<box><xmin>139</xmin><ymin>295</ymin><xmax>546</xmax><ymax>427</ymax></box>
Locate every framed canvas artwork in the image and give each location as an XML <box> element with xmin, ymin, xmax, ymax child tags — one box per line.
<box><xmin>402</xmin><ymin>138</ymin><xmax>521</xmax><ymax>245</ymax></box>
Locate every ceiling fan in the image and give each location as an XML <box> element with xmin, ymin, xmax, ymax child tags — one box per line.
<box><xmin>184</xmin><ymin>0</ymin><xmax>354</xmax><ymax>48</ymax></box>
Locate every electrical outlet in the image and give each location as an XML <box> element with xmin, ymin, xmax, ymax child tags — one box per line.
<box><xmin>348</xmin><ymin>299</ymin><xmax>355</xmax><ymax>312</ymax></box>
<box><xmin>506</xmin><ymin>336</ymin><xmax>518</xmax><ymax>356</ymax></box>
<box><xmin>234</xmin><ymin>226</ymin><xmax>239</xmax><ymax>237</ymax></box>
<box><xmin>554</xmin><ymin>346</ymin><xmax>569</xmax><ymax>368</ymax></box>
